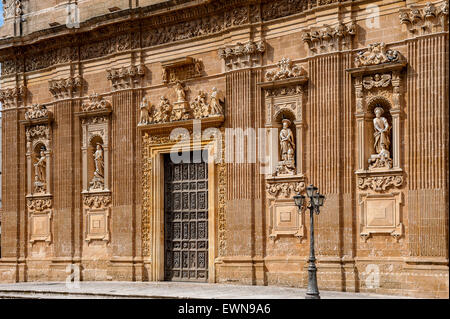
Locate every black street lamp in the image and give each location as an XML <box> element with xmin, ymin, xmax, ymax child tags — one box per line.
<box><xmin>293</xmin><ymin>184</ymin><xmax>325</xmax><ymax>299</ymax></box>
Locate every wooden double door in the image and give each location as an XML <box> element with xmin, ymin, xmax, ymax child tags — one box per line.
<box><xmin>163</xmin><ymin>152</ymin><xmax>209</xmax><ymax>282</ymax></box>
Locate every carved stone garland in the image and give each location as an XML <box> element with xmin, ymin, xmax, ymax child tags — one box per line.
<box><xmin>347</xmin><ymin>43</ymin><xmax>407</xmax><ymax>242</ymax></box>
<box><xmin>302</xmin><ymin>21</ymin><xmax>356</xmax><ymax>55</ymax></box>
<box><xmin>76</xmin><ymin>94</ymin><xmax>112</xmax><ymax>244</ymax></box>
<box><xmin>107</xmin><ymin>64</ymin><xmax>145</xmax><ymax>91</ymax></box>
<box><xmin>48</xmin><ymin>75</ymin><xmax>82</xmax><ymax>100</ymax></box>
<box><xmin>218</xmin><ymin>40</ymin><xmax>265</xmax><ymax>71</ymax></box>
<box><xmin>0</xmin><ymin>85</ymin><xmax>26</xmax><ymax>109</ymax></box>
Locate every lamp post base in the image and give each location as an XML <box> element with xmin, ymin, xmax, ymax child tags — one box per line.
<box><xmin>305</xmin><ymin>293</ymin><xmax>321</xmax><ymax>299</ymax></box>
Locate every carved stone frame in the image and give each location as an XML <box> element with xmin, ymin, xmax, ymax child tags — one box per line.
<box><xmin>84</xmin><ymin>206</ymin><xmax>111</xmax><ymax>243</ymax></box>
<box><xmin>141</xmin><ymin>127</ymin><xmax>226</xmax><ymax>283</ymax></box>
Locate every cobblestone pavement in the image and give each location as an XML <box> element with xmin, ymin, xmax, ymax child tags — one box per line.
<box><xmin>0</xmin><ymin>281</ymin><xmax>414</xmax><ymax>299</ymax></box>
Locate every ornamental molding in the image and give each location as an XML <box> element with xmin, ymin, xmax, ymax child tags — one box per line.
<box><xmin>265</xmin><ymin>58</ymin><xmax>307</xmax><ymax>82</ymax></box>
<box><xmin>358</xmin><ymin>174</ymin><xmax>404</xmax><ymax>192</ymax></box>
<box><xmin>266</xmin><ymin>181</ymin><xmax>306</xmax><ymax>198</ymax></box>
<box><xmin>302</xmin><ymin>21</ymin><xmax>356</xmax><ymax>55</ymax></box>
<box><xmin>81</xmin><ymin>94</ymin><xmax>112</xmax><ymax>112</ymax></box>
<box><xmin>0</xmin><ymin>85</ymin><xmax>26</xmax><ymax>108</ymax></box>
<box><xmin>83</xmin><ymin>194</ymin><xmax>112</xmax><ymax>209</ymax></box>
<box><xmin>218</xmin><ymin>40</ymin><xmax>265</xmax><ymax>71</ymax></box>
<box><xmin>354</xmin><ymin>42</ymin><xmax>402</xmax><ymax>68</ymax></box>
<box><xmin>48</xmin><ymin>75</ymin><xmax>83</xmax><ymax>100</ymax></box>
<box><xmin>399</xmin><ymin>1</ymin><xmax>449</xmax><ymax>36</ymax></box>
<box><xmin>106</xmin><ymin>64</ymin><xmax>145</xmax><ymax>91</ymax></box>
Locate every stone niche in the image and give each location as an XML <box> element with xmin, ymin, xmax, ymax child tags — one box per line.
<box><xmin>258</xmin><ymin>57</ymin><xmax>308</xmax><ymax>242</ymax></box>
<box><xmin>346</xmin><ymin>42</ymin><xmax>407</xmax><ymax>242</ymax></box>
<box><xmin>76</xmin><ymin>93</ymin><xmax>112</xmax><ymax>244</ymax></box>
<box><xmin>20</xmin><ymin>104</ymin><xmax>54</xmax><ymax>245</ymax></box>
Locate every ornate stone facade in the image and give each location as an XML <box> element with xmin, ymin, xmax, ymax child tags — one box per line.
<box><xmin>0</xmin><ymin>0</ymin><xmax>448</xmax><ymax>298</ymax></box>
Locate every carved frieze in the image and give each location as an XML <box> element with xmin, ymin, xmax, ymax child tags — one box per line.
<box><xmin>27</xmin><ymin>197</ymin><xmax>52</xmax><ymax>213</ymax></box>
<box><xmin>303</xmin><ymin>21</ymin><xmax>356</xmax><ymax>55</ymax></box>
<box><xmin>358</xmin><ymin>175</ymin><xmax>404</xmax><ymax>192</ymax></box>
<box><xmin>0</xmin><ymin>85</ymin><xmax>25</xmax><ymax>108</ymax></box>
<box><xmin>48</xmin><ymin>75</ymin><xmax>82</xmax><ymax>100</ymax></box>
<box><xmin>400</xmin><ymin>1</ymin><xmax>449</xmax><ymax>36</ymax></box>
<box><xmin>362</xmin><ymin>73</ymin><xmax>392</xmax><ymax>90</ymax></box>
<box><xmin>24</xmin><ymin>104</ymin><xmax>51</xmax><ymax>121</ymax></box>
<box><xmin>354</xmin><ymin>42</ymin><xmax>401</xmax><ymax>67</ymax></box>
<box><xmin>106</xmin><ymin>64</ymin><xmax>145</xmax><ymax>91</ymax></box>
<box><xmin>81</xmin><ymin>94</ymin><xmax>112</xmax><ymax>112</ymax></box>
<box><xmin>265</xmin><ymin>58</ymin><xmax>306</xmax><ymax>82</ymax></box>
<box><xmin>266</xmin><ymin>181</ymin><xmax>306</xmax><ymax>198</ymax></box>
<box><xmin>218</xmin><ymin>40</ymin><xmax>265</xmax><ymax>71</ymax></box>
<box><xmin>84</xmin><ymin>194</ymin><xmax>111</xmax><ymax>209</ymax></box>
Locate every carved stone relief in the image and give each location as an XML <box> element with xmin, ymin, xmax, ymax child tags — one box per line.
<box><xmin>358</xmin><ymin>175</ymin><xmax>404</xmax><ymax>192</ymax></box>
<box><xmin>302</xmin><ymin>21</ymin><xmax>356</xmax><ymax>55</ymax></box>
<box><xmin>83</xmin><ymin>193</ymin><xmax>111</xmax><ymax>243</ymax></box>
<box><xmin>48</xmin><ymin>75</ymin><xmax>82</xmax><ymax>100</ymax></box>
<box><xmin>25</xmin><ymin>104</ymin><xmax>51</xmax><ymax>121</ymax></box>
<box><xmin>354</xmin><ymin>42</ymin><xmax>402</xmax><ymax>67</ymax></box>
<box><xmin>265</xmin><ymin>58</ymin><xmax>306</xmax><ymax>82</ymax></box>
<box><xmin>218</xmin><ymin>40</ymin><xmax>265</xmax><ymax>71</ymax></box>
<box><xmin>106</xmin><ymin>64</ymin><xmax>145</xmax><ymax>91</ymax></box>
<box><xmin>399</xmin><ymin>1</ymin><xmax>449</xmax><ymax>36</ymax></box>
<box><xmin>0</xmin><ymin>85</ymin><xmax>25</xmax><ymax>108</ymax></box>
<box><xmin>162</xmin><ymin>57</ymin><xmax>203</xmax><ymax>84</ymax></box>
<box><xmin>81</xmin><ymin>94</ymin><xmax>112</xmax><ymax>112</ymax></box>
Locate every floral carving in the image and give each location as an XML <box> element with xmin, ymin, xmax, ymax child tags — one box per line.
<box><xmin>218</xmin><ymin>40</ymin><xmax>265</xmax><ymax>71</ymax></box>
<box><xmin>81</xmin><ymin>94</ymin><xmax>112</xmax><ymax>112</ymax></box>
<box><xmin>358</xmin><ymin>175</ymin><xmax>403</xmax><ymax>192</ymax></box>
<box><xmin>106</xmin><ymin>64</ymin><xmax>145</xmax><ymax>91</ymax></box>
<box><xmin>400</xmin><ymin>2</ymin><xmax>449</xmax><ymax>35</ymax></box>
<box><xmin>265</xmin><ymin>58</ymin><xmax>306</xmax><ymax>81</ymax></box>
<box><xmin>354</xmin><ymin>42</ymin><xmax>401</xmax><ymax>67</ymax></box>
<box><xmin>24</xmin><ymin>104</ymin><xmax>50</xmax><ymax>121</ymax></box>
<box><xmin>48</xmin><ymin>75</ymin><xmax>82</xmax><ymax>100</ymax></box>
<box><xmin>27</xmin><ymin>198</ymin><xmax>52</xmax><ymax>212</ymax></box>
<box><xmin>0</xmin><ymin>85</ymin><xmax>25</xmax><ymax>108</ymax></box>
<box><xmin>266</xmin><ymin>182</ymin><xmax>306</xmax><ymax>198</ymax></box>
<box><xmin>83</xmin><ymin>194</ymin><xmax>111</xmax><ymax>209</ymax></box>
<box><xmin>302</xmin><ymin>21</ymin><xmax>356</xmax><ymax>55</ymax></box>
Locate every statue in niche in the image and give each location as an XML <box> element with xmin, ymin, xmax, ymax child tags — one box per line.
<box><xmin>210</xmin><ymin>87</ymin><xmax>224</xmax><ymax>115</ymax></box>
<box><xmin>90</xmin><ymin>143</ymin><xmax>105</xmax><ymax>190</ymax></box>
<box><xmin>275</xmin><ymin>118</ymin><xmax>296</xmax><ymax>175</ymax></box>
<box><xmin>368</xmin><ymin>106</ymin><xmax>392</xmax><ymax>169</ymax></box>
<box><xmin>162</xmin><ymin>68</ymin><xmax>169</xmax><ymax>83</ymax></box>
<box><xmin>139</xmin><ymin>95</ymin><xmax>151</xmax><ymax>124</ymax></box>
<box><xmin>34</xmin><ymin>147</ymin><xmax>47</xmax><ymax>193</ymax></box>
<box><xmin>175</xmin><ymin>81</ymin><xmax>187</xmax><ymax>103</ymax></box>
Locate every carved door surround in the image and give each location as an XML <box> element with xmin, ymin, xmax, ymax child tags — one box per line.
<box><xmin>76</xmin><ymin>93</ymin><xmax>112</xmax><ymax>244</ymax></box>
<box><xmin>140</xmin><ymin>128</ymin><xmax>225</xmax><ymax>283</ymax></box>
<box><xmin>21</xmin><ymin>104</ymin><xmax>54</xmax><ymax>245</ymax></box>
<box><xmin>346</xmin><ymin>43</ymin><xmax>407</xmax><ymax>241</ymax></box>
<box><xmin>259</xmin><ymin>58</ymin><xmax>308</xmax><ymax>242</ymax></box>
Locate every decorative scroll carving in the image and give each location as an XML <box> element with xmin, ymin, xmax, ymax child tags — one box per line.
<box><xmin>302</xmin><ymin>21</ymin><xmax>356</xmax><ymax>55</ymax></box>
<box><xmin>266</xmin><ymin>181</ymin><xmax>306</xmax><ymax>198</ymax></box>
<box><xmin>354</xmin><ymin>42</ymin><xmax>401</xmax><ymax>67</ymax></box>
<box><xmin>83</xmin><ymin>194</ymin><xmax>111</xmax><ymax>209</ymax></box>
<box><xmin>27</xmin><ymin>197</ymin><xmax>52</xmax><ymax>213</ymax></box>
<box><xmin>400</xmin><ymin>1</ymin><xmax>449</xmax><ymax>35</ymax></box>
<box><xmin>106</xmin><ymin>64</ymin><xmax>145</xmax><ymax>90</ymax></box>
<box><xmin>362</xmin><ymin>73</ymin><xmax>392</xmax><ymax>90</ymax></box>
<box><xmin>265</xmin><ymin>58</ymin><xmax>306</xmax><ymax>81</ymax></box>
<box><xmin>24</xmin><ymin>104</ymin><xmax>51</xmax><ymax>121</ymax></box>
<box><xmin>162</xmin><ymin>58</ymin><xmax>203</xmax><ymax>84</ymax></box>
<box><xmin>358</xmin><ymin>175</ymin><xmax>403</xmax><ymax>192</ymax></box>
<box><xmin>26</xmin><ymin>125</ymin><xmax>50</xmax><ymax>141</ymax></box>
<box><xmin>48</xmin><ymin>75</ymin><xmax>82</xmax><ymax>100</ymax></box>
<box><xmin>0</xmin><ymin>85</ymin><xmax>25</xmax><ymax>108</ymax></box>
<box><xmin>218</xmin><ymin>40</ymin><xmax>265</xmax><ymax>71</ymax></box>
<box><xmin>81</xmin><ymin>94</ymin><xmax>112</xmax><ymax>112</ymax></box>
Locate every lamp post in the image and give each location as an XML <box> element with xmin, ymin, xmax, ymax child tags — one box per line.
<box><xmin>293</xmin><ymin>184</ymin><xmax>325</xmax><ymax>299</ymax></box>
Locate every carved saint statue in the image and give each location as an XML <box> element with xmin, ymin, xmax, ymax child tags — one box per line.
<box><xmin>275</xmin><ymin>118</ymin><xmax>296</xmax><ymax>175</ymax></box>
<box><xmin>368</xmin><ymin>106</ymin><xmax>392</xmax><ymax>169</ymax></box>
<box><xmin>175</xmin><ymin>81</ymin><xmax>187</xmax><ymax>103</ymax></box>
<box><xmin>162</xmin><ymin>67</ymin><xmax>168</xmax><ymax>83</ymax></box>
<box><xmin>34</xmin><ymin>148</ymin><xmax>47</xmax><ymax>192</ymax></box>
<box><xmin>90</xmin><ymin>144</ymin><xmax>105</xmax><ymax>189</ymax></box>
<box><xmin>210</xmin><ymin>87</ymin><xmax>224</xmax><ymax>115</ymax></box>
<box><xmin>139</xmin><ymin>95</ymin><xmax>151</xmax><ymax>124</ymax></box>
